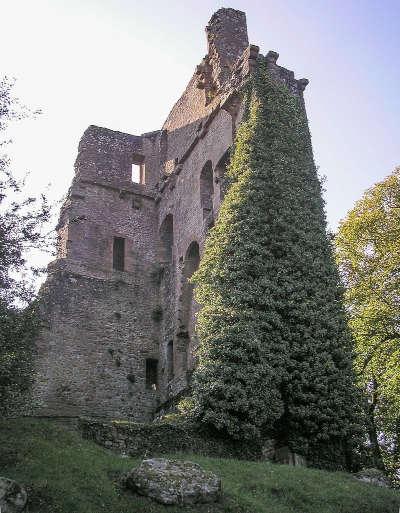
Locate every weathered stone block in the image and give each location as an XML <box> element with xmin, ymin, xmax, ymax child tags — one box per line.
<box><xmin>0</xmin><ymin>477</ymin><xmax>27</xmax><ymax>513</ymax></box>
<box><xmin>274</xmin><ymin>446</ymin><xmax>307</xmax><ymax>467</ymax></box>
<box><xmin>125</xmin><ymin>458</ymin><xmax>221</xmax><ymax>505</ymax></box>
<box><xmin>354</xmin><ymin>468</ymin><xmax>391</xmax><ymax>488</ymax></box>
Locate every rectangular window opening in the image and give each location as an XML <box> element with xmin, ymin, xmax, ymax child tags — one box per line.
<box><xmin>113</xmin><ymin>237</ymin><xmax>125</xmax><ymax>271</ymax></box>
<box><xmin>146</xmin><ymin>358</ymin><xmax>158</xmax><ymax>390</ymax></box>
<box><xmin>132</xmin><ymin>164</ymin><xmax>141</xmax><ymax>183</ymax></box>
<box><xmin>131</xmin><ymin>197</ymin><xmax>142</xmax><ymax>210</ymax></box>
<box><xmin>132</xmin><ymin>163</ymin><xmax>145</xmax><ymax>184</ymax></box>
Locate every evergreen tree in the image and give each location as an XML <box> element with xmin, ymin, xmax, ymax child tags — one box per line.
<box><xmin>187</xmin><ymin>60</ymin><xmax>361</xmax><ymax>465</ymax></box>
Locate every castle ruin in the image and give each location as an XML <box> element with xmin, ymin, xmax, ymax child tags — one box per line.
<box><xmin>33</xmin><ymin>8</ymin><xmax>309</xmax><ymax>420</ymax></box>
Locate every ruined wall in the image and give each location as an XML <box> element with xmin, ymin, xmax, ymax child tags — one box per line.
<box><xmin>33</xmin><ymin>7</ymin><xmax>309</xmax><ymax>420</ymax></box>
<box><xmin>157</xmin><ymin>108</ymin><xmax>234</xmax><ymax>395</ymax></box>
<box><xmin>33</xmin><ymin>127</ymin><xmax>162</xmax><ymax>420</ymax></box>
<box><xmin>155</xmin><ymin>9</ymin><xmax>256</xmax><ymax>402</ymax></box>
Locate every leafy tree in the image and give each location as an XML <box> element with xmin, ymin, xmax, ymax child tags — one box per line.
<box><xmin>0</xmin><ymin>77</ymin><xmax>51</xmax><ymax>416</ymax></box>
<box><xmin>336</xmin><ymin>169</ymin><xmax>400</xmax><ymax>478</ymax></box>
<box><xmin>187</xmin><ymin>60</ymin><xmax>361</xmax><ymax>468</ymax></box>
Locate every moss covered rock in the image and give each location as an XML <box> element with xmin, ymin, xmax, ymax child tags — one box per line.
<box><xmin>125</xmin><ymin>458</ymin><xmax>221</xmax><ymax>505</ymax></box>
<box><xmin>0</xmin><ymin>477</ymin><xmax>27</xmax><ymax>513</ymax></box>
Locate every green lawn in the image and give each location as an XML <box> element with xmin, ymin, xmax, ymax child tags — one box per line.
<box><xmin>0</xmin><ymin>418</ymin><xmax>398</xmax><ymax>513</ymax></box>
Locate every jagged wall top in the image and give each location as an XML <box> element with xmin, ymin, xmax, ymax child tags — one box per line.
<box><xmin>73</xmin><ymin>8</ymin><xmax>309</xmax><ymax>188</ymax></box>
<box><xmin>206</xmin><ymin>8</ymin><xmax>249</xmax><ymax>88</ymax></box>
<box><xmin>162</xmin><ymin>8</ymin><xmax>250</xmax><ymax>134</ymax></box>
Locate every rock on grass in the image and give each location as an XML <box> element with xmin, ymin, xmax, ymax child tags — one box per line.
<box><xmin>125</xmin><ymin>458</ymin><xmax>221</xmax><ymax>505</ymax></box>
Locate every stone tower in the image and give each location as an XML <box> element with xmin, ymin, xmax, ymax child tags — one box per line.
<box><xmin>33</xmin><ymin>8</ymin><xmax>308</xmax><ymax>420</ymax></box>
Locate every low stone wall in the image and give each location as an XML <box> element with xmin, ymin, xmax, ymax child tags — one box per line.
<box><xmin>78</xmin><ymin>417</ymin><xmax>265</xmax><ymax>460</ymax></box>
<box><xmin>79</xmin><ymin>418</ymin><xmax>355</xmax><ymax>471</ymax></box>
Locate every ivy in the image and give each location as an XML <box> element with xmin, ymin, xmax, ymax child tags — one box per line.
<box><xmin>185</xmin><ymin>59</ymin><xmax>362</xmax><ymax>467</ymax></box>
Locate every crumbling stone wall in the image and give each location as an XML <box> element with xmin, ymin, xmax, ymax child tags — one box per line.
<box><xmin>34</xmin><ymin>127</ymin><xmax>162</xmax><ymax>420</ymax></box>
<box><xmin>79</xmin><ymin>417</ymin><xmax>265</xmax><ymax>460</ymax></box>
<box><xmin>33</xmin><ymin>7</ymin><xmax>309</xmax><ymax>420</ymax></box>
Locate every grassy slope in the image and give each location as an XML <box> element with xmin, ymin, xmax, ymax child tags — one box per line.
<box><xmin>0</xmin><ymin>419</ymin><xmax>398</xmax><ymax>513</ymax></box>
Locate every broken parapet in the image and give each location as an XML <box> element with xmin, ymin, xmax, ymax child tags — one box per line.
<box><xmin>74</xmin><ymin>125</ymin><xmax>144</xmax><ymax>188</ymax></box>
<box><xmin>265</xmin><ymin>50</ymin><xmax>309</xmax><ymax>97</ymax></box>
<box><xmin>206</xmin><ymin>8</ymin><xmax>249</xmax><ymax>88</ymax></box>
<box><xmin>74</xmin><ymin>125</ymin><xmax>163</xmax><ymax>189</ymax></box>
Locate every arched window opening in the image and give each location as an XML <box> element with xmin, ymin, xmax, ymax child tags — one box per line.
<box><xmin>183</xmin><ymin>241</ymin><xmax>200</xmax><ymax>278</ymax></box>
<box><xmin>200</xmin><ymin>161</ymin><xmax>214</xmax><ymax>220</ymax></box>
<box><xmin>177</xmin><ymin>241</ymin><xmax>200</xmax><ymax>375</ymax></box>
<box><xmin>167</xmin><ymin>340</ymin><xmax>174</xmax><ymax>381</ymax></box>
<box><xmin>159</xmin><ymin>214</ymin><xmax>173</xmax><ymax>263</ymax></box>
<box><xmin>215</xmin><ymin>150</ymin><xmax>230</xmax><ymax>203</ymax></box>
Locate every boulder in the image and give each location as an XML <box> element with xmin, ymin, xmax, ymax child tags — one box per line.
<box><xmin>0</xmin><ymin>477</ymin><xmax>27</xmax><ymax>513</ymax></box>
<box><xmin>125</xmin><ymin>458</ymin><xmax>221</xmax><ymax>505</ymax></box>
<box><xmin>261</xmin><ymin>439</ymin><xmax>276</xmax><ymax>460</ymax></box>
<box><xmin>354</xmin><ymin>468</ymin><xmax>391</xmax><ymax>488</ymax></box>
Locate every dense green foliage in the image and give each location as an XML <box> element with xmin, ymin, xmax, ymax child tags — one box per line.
<box><xmin>335</xmin><ymin>168</ymin><xmax>400</xmax><ymax>479</ymax></box>
<box><xmin>0</xmin><ymin>303</ymin><xmax>40</xmax><ymax>415</ymax></box>
<box><xmin>187</xmin><ymin>60</ymin><xmax>361</xmax><ymax>465</ymax></box>
<box><xmin>0</xmin><ymin>77</ymin><xmax>51</xmax><ymax>415</ymax></box>
<box><xmin>1</xmin><ymin>418</ymin><xmax>398</xmax><ymax>513</ymax></box>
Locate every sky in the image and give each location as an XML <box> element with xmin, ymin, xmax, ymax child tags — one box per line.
<box><xmin>2</xmin><ymin>0</ymin><xmax>399</xmax><ymax>265</ymax></box>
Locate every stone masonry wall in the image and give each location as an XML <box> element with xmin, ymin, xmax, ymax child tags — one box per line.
<box><xmin>157</xmin><ymin>107</ymin><xmax>234</xmax><ymax>401</ymax></box>
<box><xmin>33</xmin><ymin>127</ymin><xmax>162</xmax><ymax>420</ymax></box>
<box><xmin>34</xmin><ymin>271</ymin><xmax>159</xmax><ymax>419</ymax></box>
<box><xmin>79</xmin><ymin>417</ymin><xmax>266</xmax><ymax>460</ymax></box>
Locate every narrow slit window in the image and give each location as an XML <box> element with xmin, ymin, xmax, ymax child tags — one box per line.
<box><xmin>113</xmin><ymin>237</ymin><xmax>125</xmax><ymax>271</ymax></box>
<box><xmin>146</xmin><ymin>359</ymin><xmax>158</xmax><ymax>390</ymax></box>
<box><xmin>167</xmin><ymin>341</ymin><xmax>174</xmax><ymax>381</ymax></box>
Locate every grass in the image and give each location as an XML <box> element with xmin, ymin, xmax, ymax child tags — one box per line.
<box><xmin>0</xmin><ymin>418</ymin><xmax>399</xmax><ymax>513</ymax></box>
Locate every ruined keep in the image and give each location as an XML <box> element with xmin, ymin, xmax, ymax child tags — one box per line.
<box><xmin>33</xmin><ymin>8</ymin><xmax>309</xmax><ymax>420</ymax></box>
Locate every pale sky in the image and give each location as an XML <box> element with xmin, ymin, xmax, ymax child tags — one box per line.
<box><xmin>2</xmin><ymin>0</ymin><xmax>399</xmax><ymax>270</ymax></box>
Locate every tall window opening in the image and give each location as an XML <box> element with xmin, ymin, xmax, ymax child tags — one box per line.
<box><xmin>167</xmin><ymin>340</ymin><xmax>174</xmax><ymax>381</ymax></box>
<box><xmin>159</xmin><ymin>214</ymin><xmax>174</xmax><ymax>263</ymax></box>
<box><xmin>181</xmin><ymin>242</ymin><xmax>200</xmax><ymax>329</ymax></box>
<box><xmin>132</xmin><ymin>164</ymin><xmax>141</xmax><ymax>183</ymax></box>
<box><xmin>132</xmin><ymin>163</ymin><xmax>145</xmax><ymax>184</ymax></box>
<box><xmin>200</xmin><ymin>161</ymin><xmax>214</xmax><ymax>220</ymax></box>
<box><xmin>215</xmin><ymin>150</ymin><xmax>230</xmax><ymax>202</ymax></box>
<box><xmin>113</xmin><ymin>237</ymin><xmax>125</xmax><ymax>271</ymax></box>
<box><xmin>145</xmin><ymin>358</ymin><xmax>158</xmax><ymax>390</ymax></box>
<box><xmin>177</xmin><ymin>241</ymin><xmax>200</xmax><ymax>375</ymax></box>
<box><xmin>131</xmin><ymin>153</ymin><xmax>145</xmax><ymax>184</ymax></box>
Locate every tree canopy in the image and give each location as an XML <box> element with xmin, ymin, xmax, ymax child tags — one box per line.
<box><xmin>336</xmin><ymin>168</ymin><xmax>400</xmax><ymax>477</ymax></box>
<box><xmin>0</xmin><ymin>77</ymin><xmax>52</xmax><ymax>415</ymax></box>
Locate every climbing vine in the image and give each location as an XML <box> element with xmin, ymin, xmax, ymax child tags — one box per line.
<box><xmin>184</xmin><ymin>59</ymin><xmax>362</xmax><ymax>467</ymax></box>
